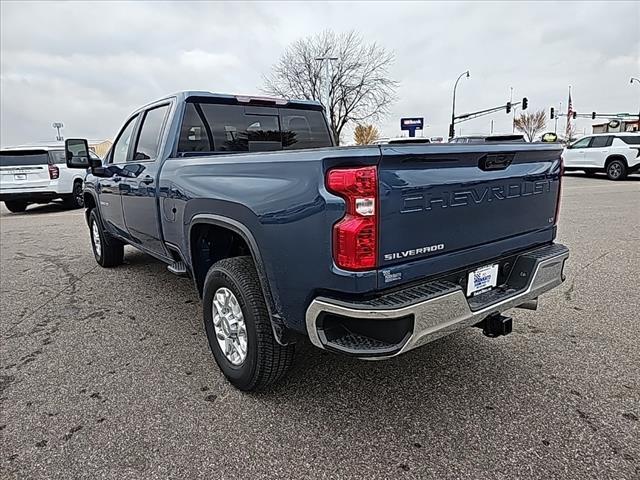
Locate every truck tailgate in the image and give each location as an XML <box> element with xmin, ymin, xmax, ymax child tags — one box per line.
<box><xmin>377</xmin><ymin>144</ymin><xmax>563</xmax><ymax>287</ymax></box>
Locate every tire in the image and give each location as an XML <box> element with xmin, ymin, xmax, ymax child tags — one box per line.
<box><xmin>88</xmin><ymin>209</ymin><xmax>124</xmax><ymax>267</ymax></box>
<box><xmin>203</xmin><ymin>256</ymin><xmax>294</xmax><ymax>391</ymax></box>
<box><xmin>63</xmin><ymin>181</ymin><xmax>84</xmax><ymax>209</ymax></box>
<box><xmin>606</xmin><ymin>159</ymin><xmax>627</xmax><ymax>181</ymax></box>
<box><xmin>4</xmin><ymin>201</ymin><xmax>28</xmax><ymax>213</ymax></box>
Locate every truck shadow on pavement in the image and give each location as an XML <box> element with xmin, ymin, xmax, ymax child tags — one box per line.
<box><xmin>120</xmin><ymin>248</ymin><xmax>537</xmax><ymax>430</ymax></box>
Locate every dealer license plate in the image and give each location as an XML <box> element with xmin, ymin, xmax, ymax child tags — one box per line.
<box><xmin>14</xmin><ymin>174</ymin><xmax>27</xmax><ymax>180</ymax></box>
<box><xmin>466</xmin><ymin>264</ymin><xmax>499</xmax><ymax>296</ymax></box>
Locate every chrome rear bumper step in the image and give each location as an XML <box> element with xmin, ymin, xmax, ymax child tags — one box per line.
<box><xmin>305</xmin><ymin>243</ymin><xmax>569</xmax><ymax>358</ymax></box>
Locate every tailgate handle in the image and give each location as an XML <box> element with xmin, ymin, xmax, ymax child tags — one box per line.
<box><xmin>479</xmin><ymin>153</ymin><xmax>514</xmax><ymax>171</ymax></box>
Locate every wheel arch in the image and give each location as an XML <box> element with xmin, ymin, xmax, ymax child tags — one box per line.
<box><xmin>187</xmin><ymin>214</ymin><xmax>295</xmax><ymax>346</ymax></box>
<box><xmin>605</xmin><ymin>154</ymin><xmax>628</xmax><ymax>168</ymax></box>
<box><xmin>83</xmin><ymin>190</ymin><xmax>99</xmax><ymax>226</ymax></box>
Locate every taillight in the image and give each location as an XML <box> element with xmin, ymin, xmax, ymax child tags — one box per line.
<box><xmin>48</xmin><ymin>164</ymin><xmax>59</xmax><ymax>180</ymax></box>
<box><xmin>326</xmin><ymin>166</ymin><xmax>378</xmax><ymax>271</ymax></box>
<box><xmin>554</xmin><ymin>157</ymin><xmax>564</xmax><ymax>225</ymax></box>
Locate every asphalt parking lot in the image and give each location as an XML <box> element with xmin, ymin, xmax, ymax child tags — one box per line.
<box><xmin>1</xmin><ymin>174</ymin><xmax>639</xmax><ymax>479</ymax></box>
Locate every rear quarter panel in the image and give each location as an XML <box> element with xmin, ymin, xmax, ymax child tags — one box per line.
<box><xmin>159</xmin><ymin>147</ymin><xmax>380</xmax><ymax>333</ymax></box>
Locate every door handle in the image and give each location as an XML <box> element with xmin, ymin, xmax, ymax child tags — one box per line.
<box><xmin>141</xmin><ymin>176</ymin><xmax>154</xmax><ymax>185</ymax></box>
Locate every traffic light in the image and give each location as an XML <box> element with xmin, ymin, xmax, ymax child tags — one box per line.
<box><xmin>573</xmin><ymin>111</ymin><xmax>577</xmax><ymax>119</ymax></box>
<box><xmin>550</xmin><ymin>107</ymin><xmax>555</xmax><ymax>119</ymax></box>
<box><xmin>592</xmin><ymin>112</ymin><xmax>596</xmax><ymax>120</ymax></box>
<box><xmin>522</xmin><ymin>97</ymin><xmax>528</xmax><ymax>110</ymax></box>
<box><xmin>506</xmin><ymin>102</ymin><xmax>512</xmax><ymax>114</ymax></box>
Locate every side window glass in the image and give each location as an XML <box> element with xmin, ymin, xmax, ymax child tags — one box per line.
<box><xmin>589</xmin><ymin>136</ymin><xmax>611</xmax><ymax>148</ymax></box>
<box><xmin>571</xmin><ymin>137</ymin><xmax>591</xmax><ymax>149</ymax></box>
<box><xmin>133</xmin><ymin>104</ymin><xmax>170</xmax><ymax>161</ymax></box>
<box><xmin>111</xmin><ymin>116</ymin><xmax>138</xmax><ymax>164</ymax></box>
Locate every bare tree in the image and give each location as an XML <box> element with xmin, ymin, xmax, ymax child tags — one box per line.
<box><xmin>513</xmin><ymin>110</ymin><xmax>547</xmax><ymax>142</ymax></box>
<box><xmin>353</xmin><ymin>124</ymin><xmax>381</xmax><ymax>145</ymax></box>
<box><xmin>263</xmin><ymin>30</ymin><xmax>398</xmax><ymax>145</ymax></box>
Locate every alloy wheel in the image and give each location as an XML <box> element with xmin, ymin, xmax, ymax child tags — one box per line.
<box><xmin>212</xmin><ymin>287</ymin><xmax>248</xmax><ymax>365</ymax></box>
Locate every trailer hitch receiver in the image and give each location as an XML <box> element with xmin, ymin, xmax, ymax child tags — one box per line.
<box><xmin>478</xmin><ymin>313</ymin><xmax>513</xmax><ymax>338</ymax></box>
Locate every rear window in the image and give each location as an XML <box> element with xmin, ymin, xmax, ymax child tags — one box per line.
<box><xmin>619</xmin><ymin>135</ymin><xmax>640</xmax><ymax>145</ymax></box>
<box><xmin>485</xmin><ymin>135</ymin><xmax>525</xmax><ymax>142</ymax></box>
<box><xmin>177</xmin><ymin>102</ymin><xmax>332</xmax><ymax>154</ymax></box>
<box><xmin>0</xmin><ymin>150</ymin><xmax>50</xmax><ymax>167</ymax></box>
<box><xmin>388</xmin><ymin>138</ymin><xmax>431</xmax><ymax>144</ymax></box>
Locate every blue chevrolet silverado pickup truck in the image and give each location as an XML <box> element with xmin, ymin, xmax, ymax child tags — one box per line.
<box><xmin>65</xmin><ymin>91</ymin><xmax>569</xmax><ymax>391</ymax></box>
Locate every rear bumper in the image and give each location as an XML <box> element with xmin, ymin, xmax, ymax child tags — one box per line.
<box><xmin>0</xmin><ymin>191</ymin><xmax>61</xmax><ymax>202</ymax></box>
<box><xmin>305</xmin><ymin>243</ymin><xmax>569</xmax><ymax>359</ymax></box>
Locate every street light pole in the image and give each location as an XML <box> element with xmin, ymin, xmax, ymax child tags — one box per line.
<box><xmin>315</xmin><ymin>56</ymin><xmax>338</xmax><ymax>142</ymax></box>
<box><xmin>315</xmin><ymin>56</ymin><xmax>338</xmax><ymax>111</ymax></box>
<box><xmin>555</xmin><ymin>100</ymin><xmax>562</xmax><ymax>134</ymax></box>
<box><xmin>631</xmin><ymin>77</ymin><xmax>640</xmax><ymax>129</ymax></box>
<box><xmin>52</xmin><ymin>122</ymin><xmax>64</xmax><ymax>141</ymax></box>
<box><xmin>450</xmin><ymin>70</ymin><xmax>470</xmax><ymax>139</ymax></box>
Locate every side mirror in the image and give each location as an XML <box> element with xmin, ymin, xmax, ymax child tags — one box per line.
<box><xmin>65</xmin><ymin>139</ymin><xmax>101</xmax><ymax>168</ymax></box>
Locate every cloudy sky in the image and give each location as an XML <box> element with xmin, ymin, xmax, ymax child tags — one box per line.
<box><xmin>1</xmin><ymin>1</ymin><xmax>638</xmax><ymax>146</ymax></box>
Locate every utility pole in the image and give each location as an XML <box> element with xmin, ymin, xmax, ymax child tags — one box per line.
<box><xmin>490</xmin><ymin>119</ymin><xmax>494</xmax><ymax>134</ymax></box>
<box><xmin>450</xmin><ymin>70</ymin><xmax>470</xmax><ymax>139</ymax></box>
<box><xmin>510</xmin><ymin>87</ymin><xmax>515</xmax><ymax>133</ymax></box>
<box><xmin>52</xmin><ymin>122</ymin><xmax>64</xmax><ymax>141</ymax></box>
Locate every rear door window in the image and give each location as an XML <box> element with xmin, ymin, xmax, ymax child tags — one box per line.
<box><xmin>589</xmin><ymin>136</ymin><xmax>612</xmax><ymax>148</ymax></box>
<box><xmin>0</xmin><ymin>151</ymin><xmax>50</xmax><ymax>166</ymax></box>
<box><xmin>133</xmin><ymin>104</ymin><xmax>170</xmax><ymax>161</ymax></box>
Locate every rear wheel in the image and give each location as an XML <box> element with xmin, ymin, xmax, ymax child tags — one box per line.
<box><xmin>203</xmin><ymin>256</ymin><xmax>295</xmax><ymax>391</ymax></box>
<box><xmin>606</xmin><ymin>159</ymin><xmax>627</xmax><ymax>180</ymax></box>
<box><xmin>63</xmin><ymin>181</ymin><xmax>84</xmax><ymax>209</ymax></box>
<box><xmin>89</xmin><ymin>209</ymin><xmax>124</xmax><ymax>267</ymax></box>
<box><xmin>4</xmin><ymin>201</ymin><xmax>28</xmax><ymax>213</ymax></box>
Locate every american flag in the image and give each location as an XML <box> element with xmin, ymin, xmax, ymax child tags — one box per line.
<box><xmin>565</xmin><ymin>89</ymin><xmax>573</xmax><ymax>140</ymax></box>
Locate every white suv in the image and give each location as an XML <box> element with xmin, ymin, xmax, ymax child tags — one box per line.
<box><xmin>0</xmin><ymin>144</ymin><xmax>100</xmax><ymax>213</ymax></box>
<box><xmin>563</xmin><ymin>132</ymin><xmax>640</xmax><ymax>180</ymax></box>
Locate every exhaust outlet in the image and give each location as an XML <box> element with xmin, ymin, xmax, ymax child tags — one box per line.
<box><xmin>516</xmin><ymin>298</ymin><xmax>539</xmax><ymax>311</ymax></box>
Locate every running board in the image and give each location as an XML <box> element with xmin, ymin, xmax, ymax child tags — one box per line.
<box><xmin>167</xmin><ymin>261</ymin><xmax>187</xmax><ymax>276</ymax></box>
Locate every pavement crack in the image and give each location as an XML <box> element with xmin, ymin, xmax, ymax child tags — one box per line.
<box><xmin>564</xmin><ymin>251</ymin><xmax>609</xmax><ymax>302</ymax></box>
<box><xmin>5</xmin><ymin>264</ymin><xmax>99</xmax><ymax>337</ymax></box>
